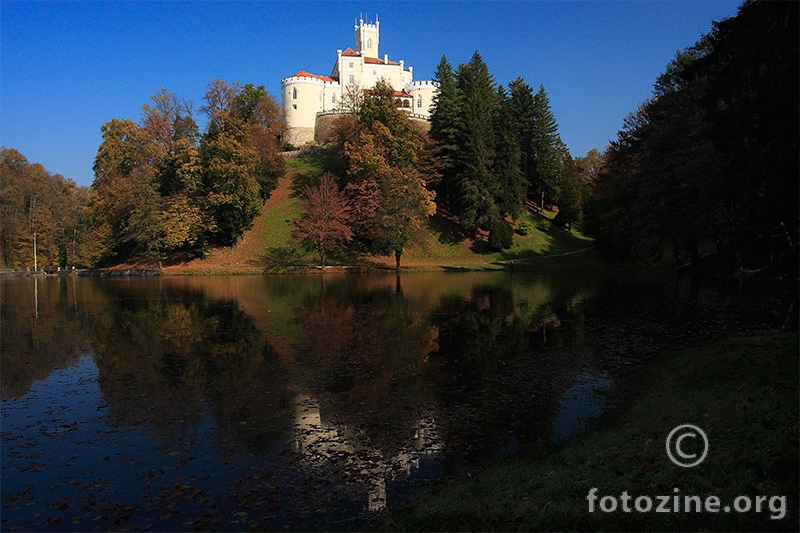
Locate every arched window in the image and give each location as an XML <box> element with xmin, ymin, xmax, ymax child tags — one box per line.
<box><xmin>332</xmin><ymin>93</ymin><xmax>336</xmax><ymax>104</ymax></box>
<box><xmin>417</xmin><ymin>97</ymin><xmax>422</xmax><ymax>109</ymax></box>
<box><xmin>292</xmin><ymin>88</ymin><xmax>297</xmax><ymax>100</ymax></box>
<box><xmin>367</xmin><ymin>38</ymin><xmax>373</xmax><ymax>50</ymax></box>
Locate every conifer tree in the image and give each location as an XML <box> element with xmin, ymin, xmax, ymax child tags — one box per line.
<box><xmin>508</xmin><ymin>77</ymin><xmax>537</xmax><ymax>198</ymax></box>
<box><xmin>492</xmin><ymin>86</ymin><xmax>525</xmax><ymax>221</ymax></box>
<box><xmin>454</xmin><ymin>51</ymin><xmax>498</xmax><ymax>230</ymax></box>
<box><xmin>429</xmin><ymin>55</ymin><xmax>463</xmax><ymax>212</ymax></box>
<box><xmin>531</xmin><ymin>85</ymin><xmax>563</xmax><ymax>209</ymax></box>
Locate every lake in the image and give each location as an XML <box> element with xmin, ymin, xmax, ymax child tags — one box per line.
<box><xmin>0</xmin><ymin>268</ymin><xmax>791</xmax><ymax>530</ymax></box>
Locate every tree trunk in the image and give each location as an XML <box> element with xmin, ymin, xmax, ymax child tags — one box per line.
<box><xmin>395</xmin><ymin>249</ymin><xmax>401</xmax><ymax>271</ymax></box>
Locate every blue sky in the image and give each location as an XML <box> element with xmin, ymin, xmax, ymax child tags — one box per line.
<box><xmin>1</xmin><ymin>0</ymin><xmax>742</xmax><ymax>188</ymax></box>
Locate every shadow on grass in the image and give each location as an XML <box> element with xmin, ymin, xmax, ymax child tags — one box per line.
<box><xmin>261</xmin><ymin>246</ymin><xmax>304</xmax><ymax>273</ymax></box>
<box><xmin>431</xmin><ymin>212</ymin><xmax>471</xmax><ymax>246</ymax></box>
<box><xmin>469</xmin><ymin>238</ymin><xmax>494</xmax><ymax>255</ymax></box>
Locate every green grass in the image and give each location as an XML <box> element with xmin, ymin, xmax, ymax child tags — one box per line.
<box><xmin>379</xmin><ymin>330</ymin><xmax>799</xmax><ymax>531</ymax></box>
<box><xmin>182</xmin><ymin>155</ymin><xmax>596</xmax><ymax>272</ymax></box>
<box><xmin>389</xmin><ymin>208</ymin><xmax>595</xmax><ymax>271</ymax></box>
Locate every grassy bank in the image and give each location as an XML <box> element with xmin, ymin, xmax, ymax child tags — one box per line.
<box><xmin>380</xmin><ymin>330</ymin><xmax>799</xmax><ymax>532</ymax></box>
<box><xmin>157</xmin><ymin>156</ymin><xmax>595</xmax><ymax>275</ymax></box>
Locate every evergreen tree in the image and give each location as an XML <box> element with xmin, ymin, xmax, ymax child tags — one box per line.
<box><xmin>492</xmin><ymin>86</ymin><xmax>525</xmax><ymax>221</ymax></box>
<box><xmin>429</xmin><ymin>55</ymin><xmax>463</xmax><ymax>212</ymax></box>
<box><xmin>508</xmin><ymin>77</ymin><xmax>536</xmax><ymax>198</ymax></box>
<box><xmin>531</xmin><ymin>85</ymin><xmax>562</xmax><ymax>209</ymax></box>
<box><xmin>455</xmin><ymin>51</ymin><xmax>498</xmax><ymax>230</ymax></box>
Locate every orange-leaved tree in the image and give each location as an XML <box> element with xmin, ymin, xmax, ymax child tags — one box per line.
<box><xmin>294</xmin><ymin>172</ymin><xmax>353</xmax><ymax>268</ymax></box>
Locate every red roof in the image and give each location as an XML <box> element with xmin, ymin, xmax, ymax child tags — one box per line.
<box><xmin>289</xmin><ymin>70</ymin><xmax>338</xmax><ymax>83</ymax></box>
<box><xmin>363</xmin><ymin>89</ymin><xmax>411</xmax><ymax>98</ymax></box>
<box><xmin>341</xmin><ymin>47</ymin><xmax>359</xmax><ymax>57</ymax></box>
<box><xmin>364</xmin><ymin>56</ymin><xmax>400</xmax><ymax>66</ymax></box>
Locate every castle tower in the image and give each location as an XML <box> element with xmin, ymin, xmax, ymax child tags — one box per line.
<box><xmin>354</xmin><ymin>15</ymin><xmax>379</xmax><ymax>59</ymax></box>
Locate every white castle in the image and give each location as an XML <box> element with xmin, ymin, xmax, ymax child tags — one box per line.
<box><xmin>281</xmin><ymin>15</ymin><xmax>438</xmax><ymax>146</ymax></box>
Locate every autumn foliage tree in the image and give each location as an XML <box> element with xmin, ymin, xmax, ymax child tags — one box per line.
<box><xmin>85</xmin><ymin>81</ymin><xmax>285</xmax><ymax>266</ymax></box>
<box><xmin>294</xmin><ymin>173</ymin><xmax>353</xmax><ymax>268</ymax></box>
<box><xmin>0</xmin><ymin>147</ymin><xmax>88</xmax><ymax>269</ymax></box>
<box><xmin>339</xmin><ymin>79</ymin><xmax>437</xmax><ymax>269</ymax></box>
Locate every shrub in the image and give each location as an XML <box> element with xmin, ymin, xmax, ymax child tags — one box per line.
<box><xmin>488</xmin><ymin>219</ymin><xmax>514</xmax><ymax>250</ymax></box>
<box><xmin>516</xmin><ymin>221</ymin><xmax>533</xmax><ymax>236</ymax></box>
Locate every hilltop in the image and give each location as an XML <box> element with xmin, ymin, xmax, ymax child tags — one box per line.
<box><xmin>143</xmin><ymin>155</ymin><xmax>594</xmax><ymax>275</ymax></box>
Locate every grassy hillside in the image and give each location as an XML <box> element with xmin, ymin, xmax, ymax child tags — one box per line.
<box><xmin>163</xmin><ymin>155</ymin><xmax>594</xmax><ymax>274</ymax></box>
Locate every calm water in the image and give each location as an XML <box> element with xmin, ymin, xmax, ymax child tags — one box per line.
<box><xmin>0</xmin><ymin>269</ymin><xmax>790</xmax><ymax>530</ymax></box>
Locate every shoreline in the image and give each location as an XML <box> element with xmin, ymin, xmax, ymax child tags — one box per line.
<box><xmin>377</xmin><ymin>329</ymin><xmax>799</xmax><ymax>531</ymax></box>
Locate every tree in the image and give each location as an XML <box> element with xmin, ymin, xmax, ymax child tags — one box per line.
<box><xmin>454</xmin><ymin>51</ymin><xmax>498</xmax><ymax>231</ymax></box>
<box><xmin>585</xmin><ymin>1</ymin><xmax>799</xmax><ymax>274</ymax></box>
<box><xmin>530</xmin><ymin>85</ymin><xmax>562</xmax><ymax>209</ymax></box>
<box><xmin>429</xmin><ymin>55</ymin><xmax>463</xmax><ymax>211</ymax></box>
<box><xmin>199</xmin><ymin>79</ymin><xmax>284</xmax><ymax>247</ymax></box>
<box><xmin>378</xmin><ymin>162</ymin><xmax>436</xmax><ymax>270</ymax></box>
<box><xmin>338</xmin><ymin>81</ymin><xmax>365</xmax><ymax>116</ymax></box>
<box><xmin>200</xmin><ymin>127</ymin><xmax>262</xmax><ymax>247</ymax></box>
<box><xmin>553</xmin><ymin>146</ymin><xmax>583</xmax><ymax>231</ymax></box>
<box><xmin>86</xmin><ymin>118</ymin><xmax>146</xmax><ymax>264</ymax></box>
<box><xmin>233</xmin><ymin>83</ymin><xmax>285</xmax><ymax>198</ymax></box>
<box><xmin>294</xmin><ymin>173</ymin><xmax>353</xmax><ymax>268</ymax></box>
<box><xmin>695</xmin><ymin>0</ymin><xmax>798</xmax><ymax>269</ymax></box>
<box><xmin>430</xmin><ymin>53</ymin><xmax>527</xmax><ymax>245</ymax></box>
<box><xmin>492</xmin><ymin>85</ymin><xmax>525</xmax><ymax>221</ymax></box>
<box><xmin>508</xmin><ymin>77</ymin><xmax>537</xmax><ymax>198</ymax></box>
<box><xmin>341</xmin><ymin>80</ymin><xmax>438</xmax><ymax>269</ymax></box>
<box><xmin>0</xmin><ymin>148</ymin><xmax>88</xmax><ymax>269</ymax></box>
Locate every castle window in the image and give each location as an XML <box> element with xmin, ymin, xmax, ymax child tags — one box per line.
<box><xmin>349</xmin><ymin>62</ymin><xmax>353</xmax><ymax>68</ymax></box>
<box><xmin>367</xmin><ymin>38</ymin><xmax>373</xmax><ymax>50</ymax></box>
<box><xmin>349</xmin><ymin>75</ymin><xmax>355</xmax><ymax>84</ymax></box>
<box><xmin>417</xmin><ymin>97</ymin><xmax>422</xmax><ymax>108</ymax></box>
<box><xmin>332</xmin><ymin>94</ymin><xmax>336</xmax><ymax>104</ymax></box>
<box><xmin>292</xmin><ymin>88</ymin><xmax>297</xmax><ymax>100</ymax></box>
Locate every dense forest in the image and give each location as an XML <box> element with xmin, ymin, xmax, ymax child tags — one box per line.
<box><xmin>0</xmin><ymin>148</ymin><xmax>88</xmax><ymax>269</ymax></box>
<box><xmin>1</xmin><ymin>0</ymin><xmax>795</xmax><ymax>275</ymax></box>
<box><xmin>586</xmin><ymin>0</ymin><xmax>798</xmax><ymax>276</ymax></box>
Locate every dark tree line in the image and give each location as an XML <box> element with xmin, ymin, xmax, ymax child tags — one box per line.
<box><xmin>85</xmin><ymin>80</ymin><xmax>285</xmax><ymax>266</ymax></box>
<box><xmin>586</xmin><ymin>0</ymin><xmax>798</xmax><ymax>274</ymax></box>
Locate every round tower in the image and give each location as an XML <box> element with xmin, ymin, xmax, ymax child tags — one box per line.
<box><xmin>406</xmin><ymin>80</ymin><xmax>439</xmax><ymax>118</ymax></box>
<box><xmin>281</xmin><ymin>71</ymin><xmax>334</xmax><ymax>147</ymax></box>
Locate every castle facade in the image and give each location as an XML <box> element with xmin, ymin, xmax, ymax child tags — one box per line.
<box><xmin>281</xmin><ymin>15</ymin><xmax>438</xmax><ymax>146</ymax></box>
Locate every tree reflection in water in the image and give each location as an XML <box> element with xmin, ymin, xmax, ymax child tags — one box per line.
<box><xmin>2</xmin><ymin>269</ymin><xmax>789</xmax><ymax>529</ymax></box>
